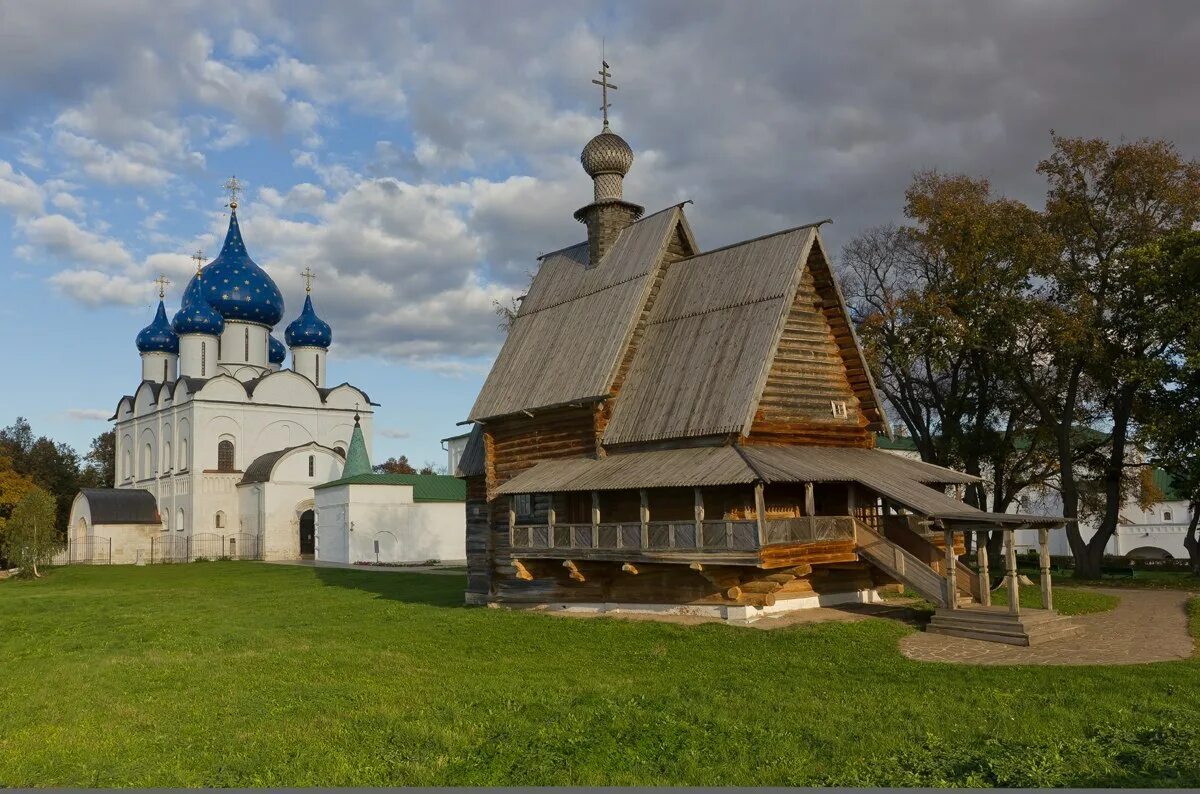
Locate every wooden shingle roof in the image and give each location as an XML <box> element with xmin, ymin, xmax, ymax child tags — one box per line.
<box><xmin>468</xmin><ymin>205</ymin><xmax>687</xmax><ymax>422</ymax></box>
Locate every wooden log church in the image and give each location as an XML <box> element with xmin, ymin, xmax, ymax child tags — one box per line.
<box><xmin>457</xmin><ymin>63</ymin><xmax>1074</xmax><ymax>643</ymax></box>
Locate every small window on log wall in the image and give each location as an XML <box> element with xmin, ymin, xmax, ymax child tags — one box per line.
<box><xmin>514</xmin><ymin>494</ymin><xmax>533</xmax><ymax>518</ymax></box>
<box><xmin>831</xmin><ymin>400</ymin><xmax>848</xmax><ymax>419</ymax></box>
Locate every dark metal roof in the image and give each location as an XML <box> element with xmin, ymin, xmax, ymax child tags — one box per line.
<box><xmin>455</xmin><ymin>426</ymin><xmax>485</xmax><ymax>477</ymax></box>
<box><xmin>79</xmin><ymin>488</ymin><xmax>160</xmax><ymax>525</ymax></box>
<box><xmin>239</xmin><ymin>443</ymin><xmax>345</xmax><ymax>485</ymax></box>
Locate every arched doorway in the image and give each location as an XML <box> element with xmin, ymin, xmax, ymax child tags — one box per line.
<box><xmin>299</xmin><ymin>509</ymin><xmax>315</xmax><ymax>559</ymax></box>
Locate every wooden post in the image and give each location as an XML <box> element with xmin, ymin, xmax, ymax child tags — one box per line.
<box><xmin>508</xmin><ymin>497</ymin><xmax>516</xmax><ymax>548</ymax></box>
<box><xmin>804</xmin><ymin>482</ymin><xmax>815</xmax><ymax>516</ymax></box>
<box><xmin>943</xmin><ymin>527</ymin><xmax>957</xmax><ymax>610</ymax></box>
<box><xmin>1039</xmin><ymin>527</ymin><xmax>1053</xmax><ymax>612</ymax></box>
<box><xmin>976</xmin><ymin>542</ymin><xmax>991</xmax><ymax>607</ymax></box>
<box><xmin>1006</xmin><ymin>530</ymin><xmax>1020</xmax><ymax>616</ymax></box>
<box><xmin>691</xmin><ymin>488</ymin><xmax>702</xmax><ymax>549</ymax></box>
<box><xmin>547</xmin><ymin>497</ymin><xmax>556</xmax><ymax>532</ymax></box>
<box><xmin>754</xmin><ymin>482</ymin><xmax>766</xmax><ymax>548</ymax></box>
<box><xmin>590</xmin><ymin>491</ymin><xmax>600</xmax><ymax>549</ymax></box>
<box><xmin>637</xmin><ymin>489</ymin><xmax>649</xmax><ymax>551</ymax></box>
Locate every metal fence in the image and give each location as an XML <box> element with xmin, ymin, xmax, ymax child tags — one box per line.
<box><xmin>150</xmin><ymin>532</ymin><xmax>263</xmax><ymax>563</ymax></box>
<box><xmin>51</xmin><ymin>536</ymin><xmax>112</xmax><ymax>565</ymax></box>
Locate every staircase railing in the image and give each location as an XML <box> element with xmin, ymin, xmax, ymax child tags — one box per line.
<box><xmin>853</xmin><ymin>520</ymin><xmax>949</xmax><ymax>608</ymax></box>
<box><xmin>881</xmin><ymin>518</ymin><xmax>983</xmax><ymax>601</ymax></box>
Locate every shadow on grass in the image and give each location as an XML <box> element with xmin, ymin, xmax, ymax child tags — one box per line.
<box><xmin>310</xmin><ymin>565</ymin><xmax>467</xmax><ymax>608</ymax></box>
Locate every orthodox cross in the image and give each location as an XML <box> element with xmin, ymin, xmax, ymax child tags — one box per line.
<box><xmin>301</xmin><ymin>265</ymin><xmax>316</xmax><ymax>294</ymax></box>
<box><xmin>592</xmin><ymin>60</ymin><xmax>617</xmax><ymax>129</ymax></box>
<box><xmin>223</xmin><ymin>175</ymin><xmax>243</xmax><ymax>210</ymax></box>
<box><xmin>153</xmin><ymin>274</ymin><xmax>171</xmax><ymax>299</ymax></box>
<box><xmin>192</xmin><ymin>249</ymin><xmax>205</xmax><ymax>275</ymax></box>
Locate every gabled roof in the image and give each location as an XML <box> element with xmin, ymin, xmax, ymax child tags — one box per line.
<box><xmin>239</xmin><ymin>443</ymin><xmax>344</xmax><ymax>485</ymax></box>
<box><xmin>469</xmin><ymin>205</ymin><xmax>690</xmax><ymax>421</ymax></box>
<box><xmin>602</xmin><ymin>223</ymin><xmax>888</xmax><ymax>444</ymax></box>
<box><xmin>313</xmin><ymin>472</ymin><xmax>467</xmax><ymax>501</ymax></box>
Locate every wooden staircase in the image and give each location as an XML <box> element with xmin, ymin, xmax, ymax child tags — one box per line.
<box><xmin>854</xmin><ymin>521</ymin><xmax>954</xmax><ymax>607</ymax></box>
<box><xmin>853</xmin><ymin>520</ymin><xmax>1081</xmax><ymax>646</ymax></box>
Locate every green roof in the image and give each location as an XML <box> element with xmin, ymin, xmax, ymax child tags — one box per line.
<box><xmin>1150</xmin><ymin>468</ymin><xmax>1186</xmax><ymax>501</ymax></box>
<box><xmin>875</xmin><ymin>434</ymin><xmax>918</xmax><ymax>451</ymax></box>
<box><xmin>313</xmin><ymin>472</ymin><xmax>466</xmax><ymax>502</ymax></box>
<box><xmin>341</xmin><ymin>419</ymin><xmax>372</xmax><ymax>478</ymax></box>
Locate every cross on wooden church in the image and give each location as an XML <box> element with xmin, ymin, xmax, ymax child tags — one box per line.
<box><xmin>223</xmin><ymin>175</ymin><xmax>243</xmax><ymax>209</ymax></box>
<box><xmin>153</xmin><ymin>274</ymin><xmax>170</xmax><ymax>299</ymax></box>
<box><xmin>302</xmin><ymin>266</ymin><xmax>316</xmax><ymax>293</ymax></box>
<box><xmin>592</xmin><ymin>60</ymin><xmax>617</xmax><ymax>129</ymax></box>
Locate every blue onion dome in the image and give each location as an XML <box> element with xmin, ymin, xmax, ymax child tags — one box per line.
<box><xmin>172</xmin><ymin>291</ymin><xmax>225</xmax><ymax>336</ymax></box>
<box><xmin>268</xmin><ymin>334</ymin><xmax>286</xmax><ymax>365</ymax></box>
<box><xmin>136</xmin><ymin>301</ymin><xmax>179</xmax><ymax>354</ymax></box>
<box><xmin>285</xmin><ymin>294</ymin><xmax>333</xmax><ymax>348</ymax></box>
<box><xmin>180</xmin><ymin>210</ymin><xmax>284</xmax><ymax>326</ymax></box>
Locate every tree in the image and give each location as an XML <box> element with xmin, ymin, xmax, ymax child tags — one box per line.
<box><xmin>843</xmin><ymin>172</ymin><xmax>1057</xmax><ymax>558</ymax></box>
<box><xmin>83</xmin><ymin>430</ymin><xmax>115</xmax><ymax>489</ymax></box>
<box><xmin>1133</xmin><ymin>231</ymin><xmax>1200</xmax><ymax>574</ymax></box>
<box><xmin>0</xmin><ymin>417</ymin><xmax>89</xmax><ymax>534</ymax></box>
<box><xmin>1</xmin><ymin>486</ymin><xmax>60</xmax><ymax>577</ymax></box>
<box><xmin>375</xmin><ymin>456</ymin><xmax>416</xmax><ymax>475</ymax></box>
<box><xmin>0</xmin><ymin>455</ymin><xmax>36</xmax><ymax>533</ymax></box>
<box><xmin>1011</xmin><ymin>135</ymin><xmax>1200</xmax><ymax>578</ymax></box>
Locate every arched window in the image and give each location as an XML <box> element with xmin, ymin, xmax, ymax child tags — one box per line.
<box><xmin>124</xmin><ymin>448</ymin><xmax>132</xmax><ymax>480</ymax></box>
<box><xmin>180</xmin><ymin>438</ymin><xmax>188</xmax><ymax>470</ymax></box>
<box><xmin>163</xmin><ymin>441</ymin><xmax>172</xmax><ymax>473</ymax></box>
<box><xmin>1164</xmin><ymin>510</ymin><xmax>1174</xmax><ymax>522</ymax></box>
<box><xmin>201</xmin><ymin>341</ymin><xmax>207</xmax><ymax>376</ymax></box>
<box><xmin>315</xmin><ymin>355</ymin><xmax>320</xmax><ymax>385</ymax></box>
<box><xmin>334</xmin><ymin>446</ymin><xmax>346</xmax><ymax>458</ymax></box>
<box><xmin>308</xmin><ymin>455</ymin><xmax>315</xmax><ymax>477</ymax></box>
<box><xmin>217</xmin><ymin>440</ymin><xmax>235</xmax><ymax>472</ymax></box>
<box><xmin>163</xmin><ymin>358</ymin><xmax>168</xmax><ymax>382</ymax></box>
<box><xmin>244</xmin><ymin>327</ymin><xmax>250</xmax><ymax>361</ymax></box>
<box><xmin>215</xmin><ymin>511</ymin><xmax>225</xmax><ymax>529</ymax></box>
<box><xmin>176</xmin><ymin>507</ymin><xmax>185</xmax><ymax>533</ymax></box>
<box><xmin>142</xmin><ymin>443</ymin><xmax>152</xmax><ymax>479</ymax></box>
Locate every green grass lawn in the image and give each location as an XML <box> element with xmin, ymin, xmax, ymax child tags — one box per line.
<box><xmin>1</xmin><ymin>563</ymin><xmax>1198</xmax><ymax>787</ymax></box>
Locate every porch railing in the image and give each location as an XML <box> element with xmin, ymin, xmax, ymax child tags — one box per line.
<box><xmin>509</xmin><ymin>516</ymin><xmax>855</xmax><ymax>554</ymax></box>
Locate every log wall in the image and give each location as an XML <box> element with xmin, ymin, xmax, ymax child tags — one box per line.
<box><xmin>746</xmin><ymin>259</ymin><xmax>873</xmax><ymax>447</ymax></box>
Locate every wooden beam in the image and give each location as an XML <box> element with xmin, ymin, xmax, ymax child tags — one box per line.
<box><xmin>754</xmin><ymin>482</ymin><xmax>767</xmax><ymax>547</ymax></box>
<box><xmin>976</xmin><ymin>542</ymin><xmax>991</xmax><ymax>607</ymax></box>
<box><xmin>640</xmin><ymin>488</ymin><xmax>650</xmax><ymax>552</ymax></box>
<box><xmin>590</xmin><ymin>491</ymin><xmax>600</xmax><ymax>531</ymax></box>
<box><xmin>1039</xmin><ymin>527</ymin><xmax>1053</xmax><ymax>612</ymax></box>
<box><xmin>512</xmin><ymin>559</ymin><xmax>533</xmax><ymax>581</ymax></box>
<box><xmin>1006</xmin><ymin>530</ymin><xmax>1020</xmax><ymax>616</ymax></box>
<box><xmin>804</xmin><ymin>482</ymin><xmax>815</xmax><ymax>517</ymax></box>
<box><xmin>944</xmin><ymin>527</ymin><xmax>957</xmax><ymax>610</ymax></box>
<box><xmin>688</xmin><ymin>561</ymin><xmax>703</xmax><ymax>571</ymax></box>
<box><xmin>563</xmin><ymin>560</ymin><xmax>585</xmax><ymax>582</ymax></box>
<box><xmin>693</xmin><ymin>487</ymin><xmax>704</xmax><ymax>548</ymax></box>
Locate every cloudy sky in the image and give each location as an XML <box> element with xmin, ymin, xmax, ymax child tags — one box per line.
<box><xmin>1</xmin><ymin>0</ymin><xmax>1198</xmax><ymax>466</ymax></box>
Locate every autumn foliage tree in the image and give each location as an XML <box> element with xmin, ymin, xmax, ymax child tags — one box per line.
<box><xmin>1</xmin><ymin>486</ymin><xmax>60</xmax><ymax>577</ymax></box>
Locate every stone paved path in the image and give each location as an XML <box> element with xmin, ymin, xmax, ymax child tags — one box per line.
<box><xmin>900</xmin><ymin>587</ymin><xmax>1196</xmax><ymax>666</ymax></box>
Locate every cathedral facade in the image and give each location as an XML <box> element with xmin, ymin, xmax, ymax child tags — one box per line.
<box><xmin>70</xmin><ymin>198</ymin><xmax>375</xmax><ymax>563</ymax></box>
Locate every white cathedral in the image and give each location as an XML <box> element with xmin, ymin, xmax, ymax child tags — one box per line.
<box><xmin>67</xmin><ymin>190</ymin><xmax>465</xmax><ymax>565</ymax></box>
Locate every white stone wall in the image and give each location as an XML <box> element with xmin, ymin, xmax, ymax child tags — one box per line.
<box><xmin>111</xmin><ymin>370</ymin><xmax>371</xmax><ymax>560</ymax></box>
<box><xmin>290</xmin><ymin>345</ymin><xmax>327</xmax><ymax>388</ymax></box>
<box><xmin>140</xmin><ymin>351</ymin><xmax>178</xmax><ymax>383</ymax></box>
<box><xmin>179</xmin><ymin>334</ymin><xmax>219</xmax><ymax>378</ymax></box>
<box><xmin>315</xmin><ymin>483</ymin><xmax>466</xmax><ymax>565</ymax></box>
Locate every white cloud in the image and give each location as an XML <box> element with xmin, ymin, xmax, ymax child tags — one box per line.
<box><xmin>0</xmin><ymin>160</ymin><xmax>44</xmax><ymax>216</ymax></box>
<box><xmin>20</xmin><ymin>214</ymin><xmax>132</xmax><ymax>267</ymax></box>
<box><xmin>228</xmin><ymin>29</ymin><xmax>260</xmax><ymax>59</ymax></box>
<box><xmin>378</xmin><ymin>428</ymin><xmax>411</xmax><ymax>439</ymax></box>
<box><xmin>65</xmin><ymin>408</ymin><xmax>111</xmax><ymax>421</ymax></box>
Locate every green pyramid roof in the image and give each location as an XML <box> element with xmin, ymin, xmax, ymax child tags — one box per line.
<box><xmin>341</xmin><ymin>415</ymin><xmax>372</xmax><ymax>478</ymax></box>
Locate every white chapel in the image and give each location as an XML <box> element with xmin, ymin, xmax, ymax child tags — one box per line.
<box><xmin>67</xmin><ymin>189</ymin><xmax>388</xmax><ymax>563</ymax></box>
